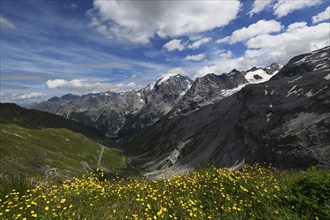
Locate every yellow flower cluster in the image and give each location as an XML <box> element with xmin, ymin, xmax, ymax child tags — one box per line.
<box><xmin>1</xmin><ymin>164</ymin><xmax>283</xmax><ymax>219</ymax></box>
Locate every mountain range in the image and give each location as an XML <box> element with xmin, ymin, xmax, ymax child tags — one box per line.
<box><xmin>21</xmin><ymin>46</ymin><xmax>330</xmax><ymax>177</ymax></box>
<box><xmin>31</xmin><ymin>63</ymin><xmax>282</xmax><ymax>138</ymax></box>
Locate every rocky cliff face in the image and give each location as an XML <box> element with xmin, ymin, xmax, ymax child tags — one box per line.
<box><xmin>126</xmin><ymin>46</ymin><xmax>330</xmax><ymax>177</ymax></box>
<box><xmin>32</xmin><ymin>75</ymin><xmax>193</xmax><ymax>138</ymax></box>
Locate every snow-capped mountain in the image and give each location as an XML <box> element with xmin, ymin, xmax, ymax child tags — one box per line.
<box><xmin>168</xmin><ymin>63</ymin><xmax>282</xmax><ymax>118</ymax></box>
<box><xmin>244</xmin><ymin>63</ymin><xmax>283</xmax><ymax>84</ymax></box>
<box><xmin>125</xmin><ymin>46</ymin><xmax>330</xmax><ymax>177</ymax></box>
<box><xmin>32</xmin><ymin>62</ymin><xmax>281</xmax><ymax>138</ymax></box>
<box><xmin>31</xmin><ymin>75</ymin><xmax>193</xmax><ymax>138</ymax></box>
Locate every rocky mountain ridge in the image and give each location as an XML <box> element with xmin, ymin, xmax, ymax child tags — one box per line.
<box><xmin>32</xmin><ymin>75</ymin><xmax>193</xmax><ymax>138</ymax></box>
<box><xmin>125</xmin><ymin>46</ymin><xmax>330</xmax><ymax>177</ymax></box>
<box><xmin>32</xmin><ymin>63</ymin><xmax>282</xmax><ymax>138</ymax></box>
<box><xmin>169</xmin><ymin>63</ymin><xmax>282</xmax><ymax>118</ymax></box>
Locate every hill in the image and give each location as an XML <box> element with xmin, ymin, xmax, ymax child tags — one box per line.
<box><xmin>0</xmin><ymin>103</ymin><xmax>128</xmax><ymax>178</ymax></box>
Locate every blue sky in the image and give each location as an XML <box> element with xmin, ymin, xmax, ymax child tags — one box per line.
<box><xmin>1</xmin><ymin>0</ymin><xmax>329</xmax><ymax>104</ymax></box>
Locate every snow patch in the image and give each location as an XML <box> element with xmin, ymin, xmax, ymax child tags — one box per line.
<box><xmin>325</xmin><ymin>74</ymin><xmax>330</xmax><ymax>80</ymax></box>
<box><xmin>245</xmin><ymin>69</ymin><xmax>274</xmax><ymax>84</ymax></box>
<box><xmin>221</xmin><ymin>83</ymin><xmax>248</xmax><ymax>97</ymax></box>
<box><xmin>147</xmin><ymin>81</ymin><xmax>157</xmax><ymax>90</ymax></box>
<box><xmin>319</xmin><ymin>52</ymin><xmax>327</xmax><ymax>58</ymax></box>
<box><xmin>287</xmin><ymin>85</ymin><xmax>304</xmax><ymax>97</ymax></box>
<box><xmin>288</xmin><ymin>76</ymin><xmax>302</xmax><ymax>83</ymax></box>
<box><xmin>269</xmin><ymin>104</ymin><xmax>273</xmax><ymax>109</ymax></box>
<box><xmin>270</xmin><ymin>90</ymin><xmax>274</xmax><ymax>95</ymax></box>
<box><xmin>264</xmin><ymin>90</ymin><xmax>268</xmax><ymax>95</ymax></box>
<box><xmin>305</xmin><ymin>86</ymin><xmax>328</xmax><ymax>97</ymax></box>
<box><xmin>266</xmin><ymin>112</ymin><xmax>272</xmax><ymax>122</ymax></box>
<box><xmin>157</xmin><ymin>74</ymin><xmax>176</xmax><ymax>86</ymax></box>
<box><xmin>294</xmin><ymin>56</ymin><xmax>309</xmax><ymax>65</ymax></box>
<box><xmin>314</xmin><ymin>62</ymin><xmax>329</xmax><ymax>71</ymax></box>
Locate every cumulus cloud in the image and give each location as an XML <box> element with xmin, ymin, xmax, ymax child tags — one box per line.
<box><xmin>163</xmin><ymin>67</ymin><xmax>188</xmax><ymax>77</ymax></box>
<box><xmin>46</xmin><ymin>79</ymin><xmax>139</xmax><ymax>92</ymax></box>
<box><xmin>312</xmin><ymin>6</ymin><xmax>330</xmax><ymax>23</ymax></box>
<box><xmin>184</xmin><ymin>53</ymin><xmax>206</xmax><ymax>61</ymax></box>
<box><xmin>196</xmin><ymin>56</ymin><xmax>259</xmax><ymax>78</ymax></box>
<box><xmin>0</xmin><ymin>92</ymin><xmax>46</xmax><ymax>103</ymax></box>
<box><xmin>249</xmin><ymin>0</ymin><xmax>323</xmax><ymax>17</ymax></box>
<box><xmin>88</xmin><ymin>0</ymin><xmax>240</xmax><ymax>44</ymax></box>
<box><xmin>249</xmin><ymin>0</ymin><xmax>274</xmax><ymax>16</ymax></box>
<box><xmin>197</xmin><ymin>21</ymin><xmax>330</xmax><ymax>77</ymax></box>
<box><xmin>274</xmin><ymin>0</ymin><xmax>323</xmax><ymax>17</ymax></box>
<box><xmin>163</xmin><ymin>39</ymin><xmax>185</xmax><ymax>52</ymax></box>
<box><xmin>216</xmin><ymin>36</ymin><xmax>231</xmax><ymax>44</ymax></box>
<box><xmin>0</xmin><ymin>16</ymin><xmax>16</xmax><ymax>30</ymax></box>
<box><xmin>19</xmin><ymin>92</ymin><xmax>44</xmax><ymax>99</ymax></box>
<box><xmin>246</xmin><ymin>22</ymin><xmax>330</xmax><ymax>63</ymax></box>
<box><xmin>188</xmin><ymin>37</ymin><xmax>211</xmax><ymax>49</ymax></box>
<box><xmin>217</xmin><ymin>20</ymin><xmax>283</xmax><ymax>44</ymax></box>
<box><xmin>156</xmin><ymin>67</ymin><xmax>188</xmax><ymax>82</ymax></box>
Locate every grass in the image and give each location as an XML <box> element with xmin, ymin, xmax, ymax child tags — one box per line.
<box><xmin>0</xmin><ymin>123</ymin><xmax>128</xmax><ymax>178</ymax></box>
<box><xmin>0</xmin><ymin>103</ymin><xmax>129</xmax><ymax>178</ymax></box>
<box><xmin>1</xmin><ymin>164</ymin><xmax>329</xmax><ymax>219</ymax></box>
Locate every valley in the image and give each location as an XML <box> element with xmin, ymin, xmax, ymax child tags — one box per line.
<box><xmin>28</xmin><ymin>46</ymin><xmax>330</xmax><ymax>178</ymax></box>
<box><xmin>1</xmin><ymin>1</ymin><xmax>330</xmax><ymax>219</ymax></box>
<box><xmin>0</xmin><ymin>104</ymin><xmax>129</xmax><ymax>179</ymax></box>
<box><xmin>1</xmin><ymin>40</ymin><xmax>329</xmax><ymax>220</ymax></box>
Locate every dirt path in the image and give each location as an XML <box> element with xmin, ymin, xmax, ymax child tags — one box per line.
<box><xmin>97</xmin><ymin>144</ymin><xmax>105</xmax><ymax>167</ymax></box>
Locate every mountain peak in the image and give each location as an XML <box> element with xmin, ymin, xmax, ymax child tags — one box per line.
<box><xmin>146</xmin><ymin>74</ymin><xmax>193</xmax><ymax>90</ymax></box>
<box><xmin>48</xmin><ymin>93</ymin><xmax>80</xmax><ymax>102</ymax></box>
<box><xmin>229</xmin><ymin>69</ymin><xmax>240</xmax><ymax>74</ymax></box>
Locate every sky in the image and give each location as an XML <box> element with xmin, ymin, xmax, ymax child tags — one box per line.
<box><xmin>1</xmin><ymin>0</ymin><xmax>329</xmax><ymax>104</ymax></box>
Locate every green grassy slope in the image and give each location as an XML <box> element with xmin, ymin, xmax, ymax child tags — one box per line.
<box><xmin>0</xmin><ymin>103</ymin><xmax>127</xmax><ymax>178</ymax></box>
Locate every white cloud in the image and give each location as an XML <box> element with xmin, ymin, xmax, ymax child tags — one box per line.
<box><xmin>196</xmin><ymin>56</ymin><xmax>258</xmax><ymax>78</ymax></box>
<box><xmin>185</xmin><ymin>53</ymin><xmax>206</xmax><ymax>61</ymax></box>
<box><xmin>246</xmin><ymin>22</ymin><xmax>330</xmax><ymax>64</ymax></box>
<box><xmin>286</xmin><ymin>22</ymin><xmax>307</xmax><ymax>32</ymax></box>
<box><xmin>217</xmin><ymin>20</ymin><xmax>283</xmax><ymax>44</ymax></box>
<box><xmin>216</xmin><ymin>36</ymin><xmax>231</xmax><ymax>44</ymax></box>
<box><xmin>217</xmin><ymin>50</ymin><xmax>233</xmax><ymax>59</ymax></box>
<box><xmin>46</xmin><ymin>79</ymin><xmax>139</xmax><ymax>92</ymax></box>
<box><xmin>249</xmin><ymin>0</ymin><xmax>274</xmax><ymax>16</ymax></box>
<box><xmin>312</xmin><ymin>6</ymin><xmax>330</xmax><ymax>23</ymax></box>
<box><xmin>89</xmin><ymin>0</ymin><xmax>241</xmax><ymax>44</ymax></box>
<box><xmin>156</xmin><ymin>67</ymin><xmax>188</xmax><ymax>83</ymax></box>
<box><xmin>274</xmin><ymin>0</ymin><xmax>323</xmax><ymax>17</ymax></box>
<box><xmin>0</xmin><ymin>16</ymin><xmax>16</xmax><ymax>30</ymax></box>
<box><xmin>163</xmin><ymin>67</ymin><xmax>188</xmax><ymax>77</ymax></box>
<box><xmin>188</xmin><ymin>37</ymin><xmax>211</xmax><ymax>49</ymax></box>
<box><xmin>197</xmin><ymin>22</ymin><xmax>330</xmax><ymax>78</ymax></box>
<box><xmin>163</xmin><ymin>39</ymin><xmax>185</xmax><ymax>52</ymax></box>
<box><xmin>18</xmin><ymin>92</ymin><xmax>44</xmax><ymax>99</ymax></box>
<box><xmin>0</xmin><ymin>92</ymin><xmax>46</xmax><ymax>103</ymax></box>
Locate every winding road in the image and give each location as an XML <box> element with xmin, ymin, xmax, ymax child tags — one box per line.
<box><xmin>97</xmin><ymin>144</ymin><xmax>105</xmax><ymax>167</ymax></box>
